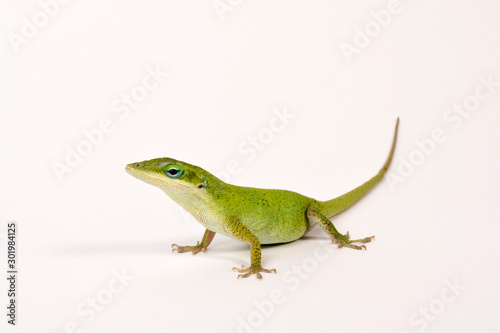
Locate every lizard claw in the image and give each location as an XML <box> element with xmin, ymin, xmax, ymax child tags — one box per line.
<box><xmin>232</xmin><ymin>265</ymin><xmax>277</xmax><ymax>279</ymax></box>
<box><xmin>171</xmin><ymin>241</ymin><xmax>205</xmax><ymax>254</ymax></box>
<box><xmin>333</xmin><ymin>232</ymin><xmax>375</xmax><ymax>250</ymax></box>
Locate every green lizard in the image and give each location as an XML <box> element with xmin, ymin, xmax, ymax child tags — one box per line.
<box><xmin>126</xmin><ymin>118</ymin><xmax>399</xmax><ymax>279</ymax></box>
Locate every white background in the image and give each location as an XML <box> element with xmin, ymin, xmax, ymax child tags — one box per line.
<box><xmin>1</xmin><ymin>1</ymin><xmax>500</xmax><ymax>332</ymax></box>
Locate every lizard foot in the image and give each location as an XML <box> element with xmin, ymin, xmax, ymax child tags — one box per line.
<box><xmin>172</xmin><ymin>242</ymin><xmax>207</xmax><ymax>255</ymax></box>
<box><xmin>232</xmin><ymin>264</ymin><xmax>277</xmax><ymax>279</ymax></box>
<box><xmin>334</xmin><ymin>231</ymin><xmax>375</xmax><ymax>250</ymax></box>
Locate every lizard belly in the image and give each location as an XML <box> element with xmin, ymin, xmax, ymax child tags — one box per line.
<box><xmin>234</xmin><ymin>189</ymin><xmax>311</xmax><ymax>244</ymax></box>
<box><xmin>249</xmin><ymin>214</ymin><xmax>308</xmax><ymax>244</ymax></box>
<box><xmin>195</xmin><ymin>208</ymin><xmax>307</xmax><ymax>244</ymax></box>
<box><xmin>169</xmin><ymin>189</ymin><xmax>310</xmax><ymax>245</ymax></box>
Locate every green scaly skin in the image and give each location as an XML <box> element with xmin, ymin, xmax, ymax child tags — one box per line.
<box><xmin>125</xmin><ymin>118</ymin><xmax>399</xmax><ymax>279</ymax></box>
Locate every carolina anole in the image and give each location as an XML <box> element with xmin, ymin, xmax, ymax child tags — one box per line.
<box><xmin>126</xmin><ymin>118</ymin><xmax>399</xmax><ymax>279</ymax></box>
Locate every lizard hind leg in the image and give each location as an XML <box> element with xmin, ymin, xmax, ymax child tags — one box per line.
<box><xmin>172</xmin><ymin>229</ymin><xmax>216</xmax><ymax>254</ymax></box>
<box><xmin>307</xmin><ymin>207</ymin><xmax>374</xmax><ymax>250</ymax></box>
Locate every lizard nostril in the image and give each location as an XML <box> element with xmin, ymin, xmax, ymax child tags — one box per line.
<box><xmin>136</xmin><ymin>164</ymin><xmax>140</xmax><ymax>167</ymax></box>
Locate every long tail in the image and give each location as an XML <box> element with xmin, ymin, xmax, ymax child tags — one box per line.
<box><xmin>318</xmin><ymin>118</ymin><xmax>399</xmax><ymax>218</ymax></box>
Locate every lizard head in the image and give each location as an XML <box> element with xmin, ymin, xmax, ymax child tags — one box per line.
<box><xmin>125</xmin><ymin>158</ymin><xmax>215</xmax><ymax>196</ymax></box>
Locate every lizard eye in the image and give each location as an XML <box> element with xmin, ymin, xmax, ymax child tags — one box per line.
<box><xmin>164</xmin><ymin>165</ymin><xmax>184</xmax><ymax>179</ymax></box>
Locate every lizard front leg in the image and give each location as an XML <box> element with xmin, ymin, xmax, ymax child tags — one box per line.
<box><xmin>227</xmin><ymin>219</ymin><xmax>276</xmax><ymax>279</ymax></box>
<box><xmin>172</xmin><ymin>229</ymin><xmax>216</xmax><ymax>254</ymax></box>
<box><xmin>307</xmin><ymin>207</ymin><xmax>374</xmax><ymax>250</ymax></box>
